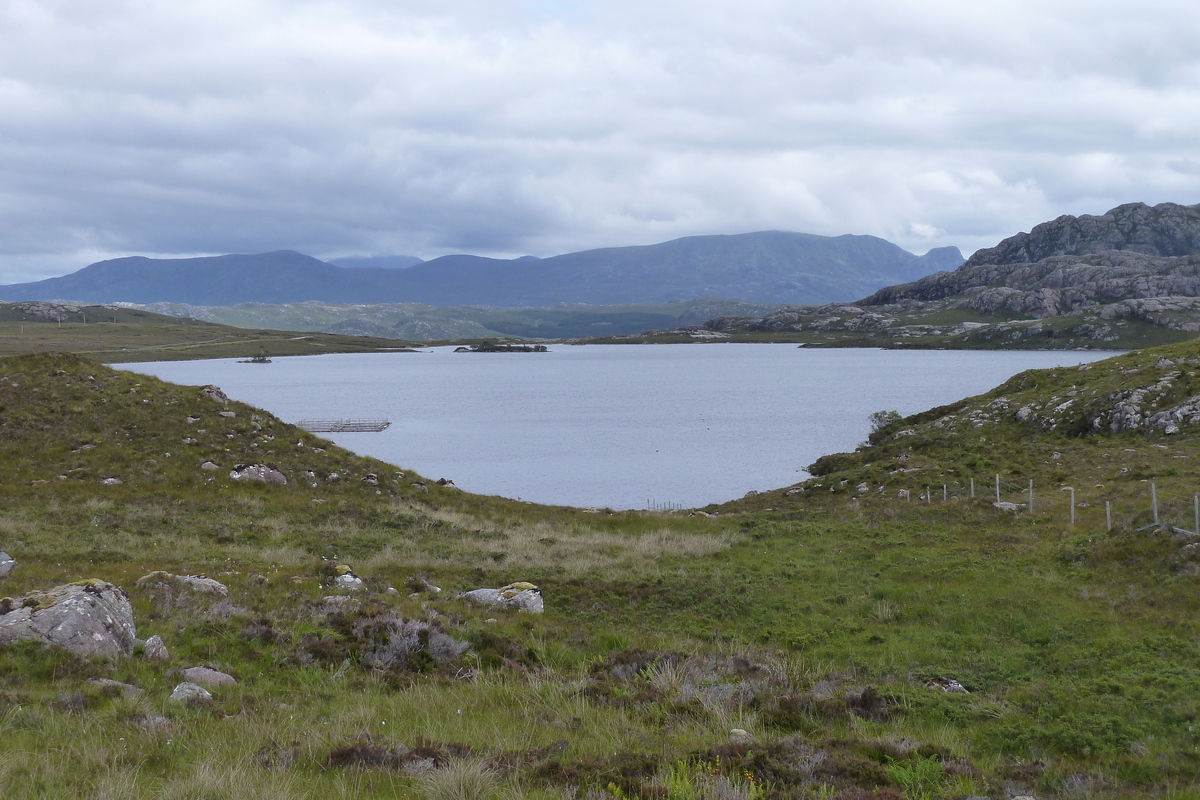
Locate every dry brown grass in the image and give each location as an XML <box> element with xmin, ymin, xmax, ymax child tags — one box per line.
<box><xmin>365</xmin><ymin>505</ymin><xmax>742</xmax><ymax>574</ymax></box>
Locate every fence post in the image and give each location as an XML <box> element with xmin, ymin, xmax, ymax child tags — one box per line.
<box><xmin>1152</xmin><ymin>482</ymin><xmax>1159</xmax><ymax>525</ymax></box>
<box><xmin>970</xmin><ymin>478</ymin><xmax>975</xmax><ymax>498</ymax></box>
<box><xmin>1106</xmin><ymin>501</ymin><xmax>1112</xmax><ymax>532</ymax></box>
<box><xmin>1028</xmin><ymin>479</ymin><xmax>1034</xmax><ymax>513</ymax></box>
<box><xmin>925</xmin><ymin>487</ymin><xmax>931</xmax><ymax>503</ymax></box>
<box><xmin>943</xmin><ymin>484</ymin><xmax>947</xmax><ymax>502</ymax></box>
<box><xmin>1195</xmin><ymin>494</ymin><xmax>1199</xmax><ymax>536</ymax></box>
<box><xmin>1070</xmin><ymin>488</ymin><xmax>1075</xmax><ymax>526</ymax></box>
<box><xmin>995</xmin><ymin>474</ymin><xmax>1000</xmax><ymax>504</ymax></box>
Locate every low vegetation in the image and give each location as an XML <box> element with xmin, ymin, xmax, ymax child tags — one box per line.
<box><xmin>3</xmin><ymin>343</ymin><xmax>1200</xmax><ymax>798</ymax></box>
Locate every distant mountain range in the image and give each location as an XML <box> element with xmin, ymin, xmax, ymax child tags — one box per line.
<box><xmin>0</xmin><ymin>231</ymin><xmax>963</xmax><ymax>307</ymax></box>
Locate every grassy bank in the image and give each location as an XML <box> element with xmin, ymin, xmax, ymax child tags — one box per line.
<box><xmin>2</xmin><ymin>347</ymin><xmax>1200</xmax><ymax>798</ymax></box>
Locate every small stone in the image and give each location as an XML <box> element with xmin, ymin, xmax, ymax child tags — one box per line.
<box><xmin>333</xmin><ymin>565</ymin><xmax>363</xmax><ymax>590</ymax></box>
<box><xmin>0</xmin><ymin>551</ymin><xmax>14</xmax><ymax>577</ymax></box>
<box><xmin>200</xmin><ymin>461</ymin><xmax>219</xmax><ymax>471</ymax></box>
<box><xmin>182</xmin><ymin>666</ymin><xmax>236</xmax><ymax>687</ymax></box>
<box><xmin>101</xmin><ymin>477</ymin><xmax>123</xmax><ymax>485</ymax></box>
<box><xmin>218</xmin><ymin>411</ymin><xmax>236</xmax><ymax>418</ymax></box>
<box><xmin>169</xmin><ymin>682</ymin><xmax>212</xmax><ymax>703</ymax></box>
<box><xmin>143</xmin><ymin>634</ymin><xmax>170</xmax><ymax>662</ymax></box>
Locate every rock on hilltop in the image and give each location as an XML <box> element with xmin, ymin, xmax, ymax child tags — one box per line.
<box><xmin>966</xmin><ymin>201</ymin><xmax>1200</xmax><ymax>266</ymax></box>
<box><xmin>862</xmin><ymin>202</ymin><xmax>1200</xmax><ymax>317</ymax></box>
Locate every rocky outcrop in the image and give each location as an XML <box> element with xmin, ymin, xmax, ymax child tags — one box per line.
<box><xmin>966</xmin><ymin>201</ymin><xmax>1200</xmax><ymax>266</ymax></box>
<box><xmin>0</xmin><ymin>580</ymin><xmax>136</xmax><ymax>658</ymax></box>
<box><xmin>863</xmin><ymin>251</ymin><xmax>1200</xmax><ymax>318</ymax></box>
<box><xmin>460</xmin><ymin>582</ymin><xmax>544</xmax><ymax>613</ymax></box>
<box><xmin>858</xmin><ymin>203</ymin><xmax>1200</xmax><ymax>319</ymax></box>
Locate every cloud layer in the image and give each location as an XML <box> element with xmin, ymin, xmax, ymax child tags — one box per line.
<box><xmin>2</xmin><ymin>0</ymin><xmax>1200</xmax><ymax>281</ymax></box>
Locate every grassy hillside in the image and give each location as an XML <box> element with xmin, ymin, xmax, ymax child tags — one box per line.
<box><xmin>3</xmin><ymin>347</ymin><xmax>1200</xmax><ymax>798</ymax></box>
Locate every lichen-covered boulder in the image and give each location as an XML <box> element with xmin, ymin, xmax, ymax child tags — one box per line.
<box><xmin>460</xmin><ymin>582</ymin><xmax>543</xmax><ymax>613</ymax></box>
<box><xmin>0</xmin><ymin>580</ymin><xmax>136</xmax><ymax>658</ymax></box>
<box><xmin>143</xmin><ymin>634</ymin><xmax>171</xmax><ymax>662</ymax></box>
<box><xmin>229</xmin><ymin>464</ymin><xmax>287</xmax><ymax>485</ymax></box>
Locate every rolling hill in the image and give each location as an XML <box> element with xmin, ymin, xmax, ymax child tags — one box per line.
<box><xmin>0</xmin><ymin>232</ymin><xmax>962</xmax><ymax>307</ymax></box>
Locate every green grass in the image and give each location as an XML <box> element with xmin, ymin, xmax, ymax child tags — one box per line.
<box><xmin>4</xmin><ymin>346</ymin><xmax>1200</xmax><ymax>797</ymax></box>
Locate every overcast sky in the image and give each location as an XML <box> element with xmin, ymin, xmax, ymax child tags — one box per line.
<box><xmin>2</xmin><ymin>0</ymin><xmax>1200</xmax><ymax>282</ymax></box>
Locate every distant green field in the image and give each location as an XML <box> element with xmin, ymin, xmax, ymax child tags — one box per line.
<box><xmin>0</xmin><ymin>310</ymin><xmax>418</xmax><ymax>363</ymax></box>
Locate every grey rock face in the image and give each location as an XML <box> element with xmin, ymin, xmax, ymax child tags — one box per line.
<box><xmin>460</xmin><ymin>582</ymin><xmax>544</xmax><ymax>613</ymax></box>
<box><xmin>0</xmin><ymin>550</ymin><xmax>14</xmax><ymax>577</ymax></box>
<box><xmin>169</xmin><ymin>682</ymin><xmax>212</xmax><ymax>703</ymax></box>
<box><xmin>229</xmin><ymin>464</ymin><xmax>287</xmax><ymax>485</ymax></box>
<box><xmin>0</xmin><ymin>580</ymin><xmax>137</xmax><ymax>658</ymax></box>
<box><xmin>182</xmin><ymin>666</ymin><xmax>237</xmax><ymax>687</ymax></box>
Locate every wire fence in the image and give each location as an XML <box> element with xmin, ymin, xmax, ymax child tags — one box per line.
<box><xmin>646</xmin><ymin>499</ymin><xmax>685</xmax><ymax>512</ymax></box>
<box><xmin>887</xmin><ymin>474</ymin><xmax>1200</xmax><ymax>535</ymax></box>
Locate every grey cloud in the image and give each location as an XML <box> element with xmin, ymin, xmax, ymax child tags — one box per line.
<box><xmin>1</xmin><ymin>0</ymin><xmax>1200</xmax><ymax>282</ymax></box>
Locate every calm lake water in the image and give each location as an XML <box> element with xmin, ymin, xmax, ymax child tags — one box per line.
<box><xmin>121</xmin><ymin>344</ymin><xmax>1118</xmax><ymax>509</ymax></box>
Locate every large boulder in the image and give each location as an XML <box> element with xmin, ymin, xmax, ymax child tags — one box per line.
<box><xmin>460</xmin><ymin>582</ymin><xmax>544</xmax><ymax>613</ymax></box>
<box><xmin>0</xmin><ymin>580</ymin><xmax>136</xmax><ymax>658</ymax></box>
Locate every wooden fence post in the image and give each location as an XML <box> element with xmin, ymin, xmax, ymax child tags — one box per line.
<box><xmin>995</xmin><ymin>474</ymin><xmax>1000</xmax><ymax>504</ymax></box>
<box><xmin>1106</xmin><ymin>501</ymin><xmax>1112</xmax><ymax>532</ymax></box>
<box><xmin>1028</xmin><ymin>479</ymin><xmax>1034</xmax><ymax>513</ymax></box>
<box><xmin>1152</xmin><ymin>482</ymin><xmax>1159</xmax><ymax>525</ymax></box>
